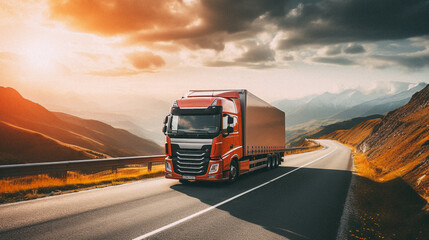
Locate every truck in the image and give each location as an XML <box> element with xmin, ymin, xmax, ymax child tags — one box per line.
<box><xmin>162</xmin><ymin>89</ymin><xmax>285</xmax><ymax>182</ymax></box>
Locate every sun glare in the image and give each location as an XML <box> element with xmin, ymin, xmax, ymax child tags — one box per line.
<box><xmin>19</xmin><ymin>38</ymin><xmax>61</xmax><ymax>72</ymax></box>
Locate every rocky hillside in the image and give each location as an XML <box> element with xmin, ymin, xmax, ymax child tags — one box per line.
<box><xmin>0</xmin><ymin>87</ymin><xmax>163</xmax><ymax>164</ymax></box>
<box><xmin>323</xmin><ymin>84</ymin><xmax>429</xmax><ymax>204</ymax></box>
<box><xmin>357</xmin><ymin>84</ymin><xmax>429</xmax><ymax>204</ymax></box>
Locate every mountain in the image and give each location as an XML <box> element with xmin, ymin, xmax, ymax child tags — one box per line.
<box><xmin>272</xmin><ymin>95</ymin><xmax>315</xmax><ymax>115</ymax></box>
<box><xmin>333</xmin><ymin>82</ymin><xmax>427</xmax><ymax>120</ymax></box>
<box><xmin>277</xmin><ymin>89</ymin><xmax>370</xmax><ymax>127</ymax></box>
<box><xmin>274</xmin><ymin>81</ymin><xmax>427</xmax><ymax>146</ymax></box>
<box><xmin>0</xmin><ymin>87</ymin><xmax>163</xmax><ymax>164</ymax></box>
<box><xmin>323</xmin><ymin>84</ymin><xmax>429</xmax><ymax>204</ymax></box>
<box><xmin>275</xmin><ymin>82</ymin><xmax>426</xmax><ymax>128</ymax></box>
<box><xmin>52</xmin><ymin>107</ymin><xmax>168</xmax><ymax>146</ymax></box>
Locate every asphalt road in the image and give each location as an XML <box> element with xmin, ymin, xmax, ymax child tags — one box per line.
<box><xmin>0</xmin><ymin>140</ymin><xmax>353</xmax><ymax>240</ymax></box>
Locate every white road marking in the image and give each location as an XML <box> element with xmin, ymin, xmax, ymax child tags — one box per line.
<box><xmin>132</xmin><ymin>143</ymin><xmax>338</xmax><ymax>240</ymax></box>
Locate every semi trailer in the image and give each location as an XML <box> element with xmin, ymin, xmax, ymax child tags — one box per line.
<box><xmin>162</xmin><ymin>89</ymin><xmax>285</xmax><ymax>182</ymax></box>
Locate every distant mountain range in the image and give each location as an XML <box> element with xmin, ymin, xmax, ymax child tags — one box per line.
<box><xmin>273</xmin><ymin>82</ymin><xmax>427</xmax><ymax>146</ymax></box>
<box><xmin>0</xmin><ymin>87</ymin><xmax>163</xmax><ymax>164</ymax></box>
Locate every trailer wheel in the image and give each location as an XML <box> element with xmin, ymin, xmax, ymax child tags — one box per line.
<box><xmin>266</xmin><ymin>156</ymin><xmax>272</xmax><ymax>170</ymax></box>
<box><xmin>273</xmin><ymin>155</ymin><xmax>279</xmax><ymax>168</ymax></box>
<box><xmin>229</xmin><ymin>160</ymin><xmax>238</xmax><ymax>182</ymax></box>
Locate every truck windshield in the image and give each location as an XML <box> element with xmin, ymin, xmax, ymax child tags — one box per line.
<box><xmin>169</xmin><ymin>114</ymin><xmax>221</xmax><ymax>136</ymax></box>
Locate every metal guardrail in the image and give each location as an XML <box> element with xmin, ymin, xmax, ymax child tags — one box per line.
<box><xmin>284</xmin><ymin>141</ymin><xmax>322</xmax><ymax>153</ymax></box>
<box><xmin>285</xmin><ymin>146</ymin><xmax>318</xmax><ymax>152</ymax></box>
<box><xmin>0</xmin><ymin>141</ymin><xmax>321</xmax><ymax>178</ymax></box>
<box><xmin>0</xmin><ymin>155</ymin><xmax>166</xmax><ymax>178</ymax></box>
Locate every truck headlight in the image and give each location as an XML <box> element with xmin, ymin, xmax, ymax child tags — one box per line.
<box><xmin>165</xmin><ymin>162</ymin><xmax>172</xmax><ymax>172</ymax></box>
<box><xmin>208</xmin><ymin>163</ymin><xmax>219</xmax><ymax>174</ymax></box>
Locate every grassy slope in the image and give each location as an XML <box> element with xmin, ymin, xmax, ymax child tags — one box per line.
<box><xmin>323</xmin><ymin>118</ymin><xmax>382</xmax><ymax>146</ymax></box>
<box><xmin>0</xmin><ymin>121</ymin><xmax>109</xmax><ymax>164</ymax></box>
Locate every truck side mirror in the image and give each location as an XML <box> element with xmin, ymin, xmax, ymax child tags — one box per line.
<box><xmin>163</xmin><ymin>115</ymin><xmax>169</xmax><ymax>124</ymax></box>
<box><xmin>227</xmin><ymin>126</ymin><xmax>233</xmax><ymax>134</ymax></box>
<box><xmin>162</xmin><ymin>115</ymin><xmax>171</xmax><ymax>135</ymax></box>
<box><xmin>227</xmin><ymin>116</ymin><xmax>234</xmax><ymax>124</ymax></box>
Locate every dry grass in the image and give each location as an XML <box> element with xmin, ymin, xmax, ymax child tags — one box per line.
<box><xmin>353</xmin><ymin>152</ymin><xmax>379</xmax><ymax>180</ymax></box>
<box><xmin>0</xmin><ymin>164</ymin><xmax>164</xmax><ymax>203</ymax></box>
<box><xmin>324</xmin><ymin>118</ymin><xmax>382</xmax><ymax>147</ymax></box>
<box><xmin>347</xmin><ymin>144</ymin><xmax>429</xmax><ymax>209</ymax></box>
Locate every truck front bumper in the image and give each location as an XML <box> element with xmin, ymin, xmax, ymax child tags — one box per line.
<box><xmin>164</xmin><ymin>157</ymin><xmax>227</xmax><ymax>181</ymax></box>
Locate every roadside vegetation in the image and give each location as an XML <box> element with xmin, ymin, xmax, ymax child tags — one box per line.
<box><xmin>0</xmin><ymin>164</ymin><xmax>164</xmax><ymax>204</ymax></box>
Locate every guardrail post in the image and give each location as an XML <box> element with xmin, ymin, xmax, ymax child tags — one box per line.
<box><xmin>147</xmin><ymin>162</ymin><xmax>152</xmax><ymax>172</ymax></box>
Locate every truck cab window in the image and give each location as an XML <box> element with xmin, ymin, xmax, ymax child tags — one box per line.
<box><xmin>171</xmin><ymin>115</ymin><xmax>178</xmax><ymax>131</ymax></box>
<box><xmin>169</xmin><ymin>114</ymin><xmax>221</xmax><ymax>136</ymax></box>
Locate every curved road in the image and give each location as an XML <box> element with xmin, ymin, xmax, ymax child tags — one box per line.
<box><xmin>0</xmin><ymin>140</ymin><xmax>352</xmax><ymax>240</ymax></box>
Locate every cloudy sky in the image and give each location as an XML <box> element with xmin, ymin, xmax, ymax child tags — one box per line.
<box><xmin>1</xmin><ymin>0</ymin><xmax>429</xmax><ymax>121</ymax></box>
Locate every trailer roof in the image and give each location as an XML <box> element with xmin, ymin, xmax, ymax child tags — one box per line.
<box><xmin>186</xmin><ymin>90</ymin><xmax>242</xmax><ymax>98</ymax></box>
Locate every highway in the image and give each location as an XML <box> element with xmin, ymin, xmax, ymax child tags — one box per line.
<box><xmin>0</xmin><ymin>140</ymin><xmax>353</xmax><ymax>240</ymax></box>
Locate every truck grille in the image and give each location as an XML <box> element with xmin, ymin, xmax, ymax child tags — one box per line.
<box><xmin>171</xmin><ymin>144</ymin><xmax>211</xmax><ymax>176</ymax></box>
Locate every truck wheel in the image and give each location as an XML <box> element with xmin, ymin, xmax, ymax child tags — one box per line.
<box><xmin>274</xmin><ymin>155</ymin><xmax>279</xmax><ymax>168</ymax></box>
<box><xmin>229</xmin><ymin>160</ymin><xmax>238</xmax><ymax>182</ymax></box>
<box><xmin>266</xmin><ymin>156</ymin><xmax>272</xmax><ymax>170</ymax></box>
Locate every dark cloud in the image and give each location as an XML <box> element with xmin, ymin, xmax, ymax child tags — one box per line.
<box><xmin>278</xmin><ymin>0</ymin><xmax>429</xmax><ymax>49</ymax></box>
<box><xmin>126</xmin><ymin>0</ymin><xmax>286</xmax><ymax>50</ymax></box>
<box><xmin>344</xmin><ymin>44</ymin><xmax>366</xmax><ymax>54</ymax></box>
<box><xmin>236</xmin><ymin>44</ymin><xmax>275</xmax><ymax>63</ymax></box>
<box><xmin>199</xmin><ymin>0</ymin><xmax>285</xmax><ymax>33</ymax></box>
<box><xmin>313</xmin><ymin>57</ymin><xmax>356</xmax><ymax>65</ymax></box>
<box><xmin>126</xmin><ymin>52</ymin><xmax>165</xmax><ymax>70</ymax></box>
<box><xmin>205</xmin><ymin>43</ymin><xmax>276</xmax><ymax>68</ymax></box>
<box><xmin>326</xmin><ymin>46</ymin><xmax>342</xmax><ymax>56</ymax></box>
<box><xmin>373</xmin><ymin>52</ymin><xmax>429</xmax><ymax>70</ymax></box>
